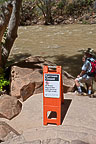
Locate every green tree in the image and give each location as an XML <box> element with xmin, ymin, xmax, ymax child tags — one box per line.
<box><xmin>36</xmin><ymin>0</ymin><xmax>55</xmax><ymax>24</ymax></box>
<box><xmin>57</xmin><ymin>0</ymin><xmax>67</xmax><ymax>15</ymax></box>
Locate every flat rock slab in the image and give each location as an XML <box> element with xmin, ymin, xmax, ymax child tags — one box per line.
<box><xmin>2</xmin><ymin>93</ymin><xmax>96</xmax><ymax>144</ymax></box>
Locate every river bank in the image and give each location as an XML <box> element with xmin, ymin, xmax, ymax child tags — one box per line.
<box><xmin>20</xmin><ymin>0</ymin><xmax>96</xmax><ymax>26</ymax></box>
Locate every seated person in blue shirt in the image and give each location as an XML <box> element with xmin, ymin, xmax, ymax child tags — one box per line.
<box><xmin>75</xmin><ymin>48</ymin><xmax>95</xmax><ymax>96</ymax></box>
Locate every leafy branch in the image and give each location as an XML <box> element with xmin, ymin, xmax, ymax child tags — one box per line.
<box><xmin>0</xmin><ymin>68</ymin><xmax>9</xmax><ymax>92</ymax></box>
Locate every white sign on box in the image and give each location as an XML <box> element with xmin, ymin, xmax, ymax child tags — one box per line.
<box><xmin>44</xmin><ymin>73</ymin><xmax>60</xmax><ymax>98</ymax></box>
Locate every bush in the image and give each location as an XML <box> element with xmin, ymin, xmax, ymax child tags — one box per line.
<box><xmin>20</xmin><ymin>0</ymin><xmax>38</xmax><ymax>26</ymax></box>
<box><xmin>0</xmin><ymin>68</ymin><xmax>10</xmax><ymax>92</ymax></box>
<box><xmin>65</xmin><ymin>0</ymin><xmax>94</xmax><ymax>16</ymax></box>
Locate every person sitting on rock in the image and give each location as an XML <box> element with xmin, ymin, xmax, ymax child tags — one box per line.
<box><xmin>75</xmin><ymin>48</ymin><xmax>95</xmax><ymax>96</ymax></box>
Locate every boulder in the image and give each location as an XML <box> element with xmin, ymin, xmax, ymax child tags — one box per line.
<box><xmin>0</xmin><ymin>121</ymin><xmax>20</xmax><ymax>142</ymax></box>
<box><xmin>0</xmin><ymin>95</ymin><xmax>22</xmax><ymax>120</ymax></box>
<box><xmin>63</xmin><ymin>70</ymin><xmax>75</xmax><ymax>93</ymax></box>
<box><xmin>10</xmin><ymin>56</ymin><xmax>54</xmax><ymax>99</ymax></box>
<box><xmin>20</xmin><ymin>82</ymin><xmax>35</xmax><ymax>101</ymax></box>
<box><xmin>10</xmin><ymin>56</ymin><xmax>75</xmax><ymax>100</ymax></box>
<box><xmin>20</xmin><ymin>81</ymin><xmax>43</xmax><ymax>101</ymax></box>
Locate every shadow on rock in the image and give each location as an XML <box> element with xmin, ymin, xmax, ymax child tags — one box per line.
<box><xmin>44</xmin><ymin>53</ymin><xmax>83</xmax><ymax>77</ymax></box>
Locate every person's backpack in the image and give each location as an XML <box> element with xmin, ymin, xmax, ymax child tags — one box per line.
<box><xmin>87</xmin><ymin>58</ymin><xmax>96</xmax><ymax>77</ymax></box>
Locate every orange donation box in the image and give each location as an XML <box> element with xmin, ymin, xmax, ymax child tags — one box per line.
<box><xmin>43</xmin><ymin>66</ymin><xmax>64</xmax><ymax>125</ymax></box>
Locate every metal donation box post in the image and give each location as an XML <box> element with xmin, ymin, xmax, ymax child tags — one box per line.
<box><xmin>43</xmin><ymin>66</ymin><xmax>64</xmax><ymax>125</ymax></box>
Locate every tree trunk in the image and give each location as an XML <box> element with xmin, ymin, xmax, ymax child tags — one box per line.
<box><xmin>0</xmin><ymin>1</ymin><xmax>13</xmax><ymax>68</ymax></box>
<box><xmin>36</xmin><ymin>0</ymin><xmax>54</xmax><ymax>25</ymax></box>
<box><xmin>44</xmin><ymin>0</ymin><xmax>53</xmax><ymax>25</ymax></box>
<box><xmin>0</xmin><ymin>0</ymin><xmax>22</xmax><ymax>68</ymax></box>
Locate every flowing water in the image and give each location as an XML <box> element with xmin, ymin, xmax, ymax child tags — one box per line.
<box><xmin>9</xmin><ymin>24</ymin><xmax>96</xmax><ymax>77</ymax></box>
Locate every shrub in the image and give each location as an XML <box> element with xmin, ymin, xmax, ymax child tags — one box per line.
<box><xmin>0</xmin><ymin>68</ymin><xmax>10</xmax><ymax>92</ymax></box>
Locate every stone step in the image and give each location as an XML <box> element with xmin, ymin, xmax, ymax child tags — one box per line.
<box><xmin>1</xmin><ymin>93</ymin><xmax>96</xmax><ymax>144</ymax></box>
<box><xmin>22</xmin><ymin>125</ymin><xmax>96</xmax><ymax>142</ymax></box>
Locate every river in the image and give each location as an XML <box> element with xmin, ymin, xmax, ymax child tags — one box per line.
<box><xmin>9</xmin><ymin>24</ymin><xmax>96</xmax><ymax>77</ymax></box>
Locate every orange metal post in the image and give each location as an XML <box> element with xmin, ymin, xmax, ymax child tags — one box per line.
<box><xmin>43</xmin><ymin>66</ymin><xmax>64</xmax><ymax>125</ymax></box>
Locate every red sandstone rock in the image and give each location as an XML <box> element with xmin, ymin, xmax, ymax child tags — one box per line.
<box><xmin>63</xmin><ymin>70</ymin><xmax>75</xmax><ymax>93</ymax></box>
<box><xmin>0</xmin><ymin>95</ymin><xmax>22</xmax><ymax>120</ymax></box>
<box><xmin>0</xmin><ymin>121</ymin><xmax>19</xmax><ymax>141</ymax></box>
<box><xmin>10</xmin><ymin>56</ymin><xmax>75</xmax><ymax>100</ymax></box>
<box><xmin>10</xmin><ymin>56</ymin><xmax>54</xmax><ymax>99</ymax></box>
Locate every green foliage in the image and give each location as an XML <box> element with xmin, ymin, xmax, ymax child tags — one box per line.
<box><xmin>36</xmin><ymin>0</ymin><xmax>55</xmax><ymax>24</ymax></box>
<box><xmin>56</xmin><ymin>0</ymin><xmax>67</xmax><ymax>15</ymax></box>
<box><xmin>1</xmin><ymin>28</ymin><xmax>8</xmax><ymax>46</ymax></box>
<box><xmin>82</xmin><ymin>20</ymin><xmax>89</xmax><ymax>24</ymax></box>
<box><xmin>0</xmin><ymin>68</ymin><xmax>9</xmax><ymax>92</ymax></box>
<box><xmin>66</xmin><ymin>0</ymin><xmax>95</xmax><ymax>16</ymax></box>
<box><xmin>3</xmin><ymin>28</ymin><xmax>8</xmax><ymax>41</ymax></box>
<box><xmin>20</xmin><ymin>0</ymin><xmax>39</xmax><ymax>25</ymax></box>
<box><xmin>20</xmin><ymin>0</ymin><xmax>96</xmax><ymax>25</ymax></box>
<box><xmin>0</xmin><ymin>0</ymin><xmax>8</xmax><ymax>5</ymax></box>
<box><xmin>57</xmin><ymin>0</ymin><xmax>66</xmax><ymax>9</ymax></box>
<box><xmin>22</xmin><ymin>0</ymin><xmax>34</xmax><ymax>2</ymax></box>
